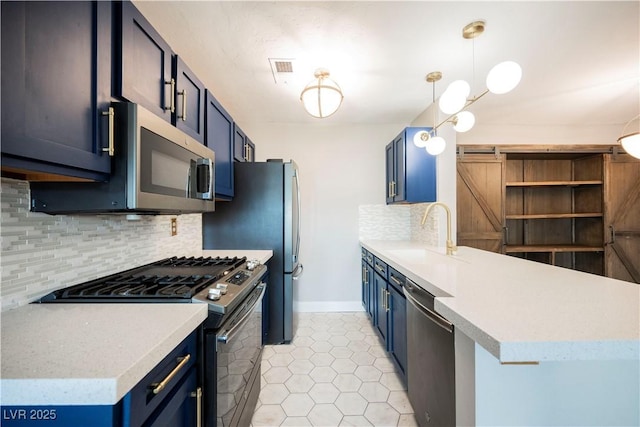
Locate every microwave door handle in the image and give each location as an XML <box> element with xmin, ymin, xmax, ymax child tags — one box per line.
<box><xmin>195</xmin><ymin>158</ymin><xmax>214</xmax><ymax>200</ymax></box>
<box><xmin>186</xmin><ymin>163</ymin><xmax>192</xmax><ymax>197</ymax></box>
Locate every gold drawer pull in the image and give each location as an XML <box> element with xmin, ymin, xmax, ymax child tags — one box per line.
<box><xmin>151</xmin><ymin>353</ymin><xmax>191</xmax><ymax>394</ymax></box>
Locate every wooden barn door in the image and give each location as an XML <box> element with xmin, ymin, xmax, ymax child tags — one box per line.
<box><xmin>604</xmin><ymin>153</ymin><xmax>640</xmax><ymax>283</ymax></box>
<box><xmin>456</xmin><ymin>154</ymin><xmax>505</xmax><ymax>253</ymax></box>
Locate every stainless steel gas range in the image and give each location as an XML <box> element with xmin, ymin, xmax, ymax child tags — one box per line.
<box><xmin>39</xmin><ymin>256</ymin><xmax>268</xmax><ymax>427</ymax></box>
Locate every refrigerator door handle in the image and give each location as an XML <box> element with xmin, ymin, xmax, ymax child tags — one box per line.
<box><xmin>292</xmin><ymin>263</ymin><xmax>304</xmax><ymax>280</ymax></box>
<box><xmin>294</xmin><ymin>168</ymin><xmax>301</xmax><ymax>264</ymax></box>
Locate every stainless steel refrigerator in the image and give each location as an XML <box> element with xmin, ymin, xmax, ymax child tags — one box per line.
<box><xmin>202</xmin><ymin>159</ymin><xmax>302</xmax><ymax>344</ymax></box>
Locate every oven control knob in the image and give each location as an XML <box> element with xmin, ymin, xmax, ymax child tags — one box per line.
<box><xmin>246</xmin><ymin>259</ymin><xmax>259</xmax><ymax>271</ymax></box>
<box><xmin>216</xmin><ymin>283</ymin><xmax>228</xmax><ymax>294</ymax></box>
<box><xmin>207</xmin><ymin>288</ymin><xmax>222</xmax><ymax>301</ymax></box>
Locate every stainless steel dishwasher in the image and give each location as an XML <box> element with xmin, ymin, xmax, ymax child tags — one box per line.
<box><xmin>404</xmin><ymin>279</ymin><xmax>455</xmax><ymax>426</ymax></box>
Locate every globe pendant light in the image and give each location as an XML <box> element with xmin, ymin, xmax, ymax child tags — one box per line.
<box><xmin>300</xmin><ymin>68</ymin><xmax>344</xmax><ymax>118</ymax></box>
<box><xmin>486</xmin><ymin>61</ymin><xmax>523</xmax><ymax>94</ymax></box>
<box><xmin>425</xmin><ymin>136</ymin><xmax>446</xmax><ymax>155</ymax></box>
<box><xmin>618</xmin><ymin>114</ymin><xmax>640</xmax><ymax>159</ymax></box>
<box><xmin>452</xmin><ymin>111</ymin><xmax>475</xmax><ymax>132</ymax></box>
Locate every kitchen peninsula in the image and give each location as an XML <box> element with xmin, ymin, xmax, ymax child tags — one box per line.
<box><xmin>362</xmin><ymin>239</ymin><xmax>640</xmax><ymax>426</ymax></box>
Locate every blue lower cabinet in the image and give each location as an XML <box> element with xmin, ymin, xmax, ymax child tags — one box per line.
<box><xmin>388</xmin><ymin>282</ymin><xmax>407</xmax><ymax>384</ymax></box>
<box><xmin>1</xmin><ymin>331</ymin><xmax>200</xmax><ymax>427</ymax></box>
<box><xmin>362</xmin><ymin>249</ymin><xmax>408</xmax><ymax>386</ymax></box>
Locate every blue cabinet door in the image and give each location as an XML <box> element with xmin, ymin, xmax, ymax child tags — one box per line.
<box><xmin>174</xmin><ymin>56</ymin><xmax>205</xmax><ymax>144</ymax></box>
<box><xmin>373</xmin><ymin>272</ymin><xmax>388</xmax><ymax>345</ymax></box>
<box><xmin>117</xmin><ymin>1</ymin><xmax>173</xmax><ymax>123</ymax></box>
<box><xmin>392</xmin><ymin>133</ymin><xmax>406</xmax><ymax>202</ymax></box>
<box><xmin>385</xmin><ymin>142</ymin><xmax>394</xmax><ymax>204</ymax></box>
<box><xmin>1</xmin><ymin>1</ymin><xmax>112</xmax><ymax>180</ymax></box>
<box><xmin>205</xmin><ymin>90</ymin><xmax>234</xmax><ymax>198</ymax></box>
<box><xmin>385</xmin><ymin>127</ymin><xmax>437</xmax><ymax>204</ymax></box>
<box><xmin>233</xmin><ymin>125</ymin><xmax>255</xmax><ymax>162</ymax></box>
<box><xmin>388</xmin><ymin>284</ymin><xmax>407</xmax><ymax>384</ymax></box>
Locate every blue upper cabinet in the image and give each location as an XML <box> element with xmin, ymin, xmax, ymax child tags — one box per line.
<box><xmin>385</xmin><ymin>127</ymin><xmax>437</xmax><ymax>204</ymax></box>
<box><xmin>1</xmin><ymin>1</ymin><xmax>113</xmax><ymax>180</ymax></box>
<box><xmin>117</xmin><ymin>1</ymin><xmax>173</xmax><ymax>123</ymax></box>
<box><xmin>205</xmin><ymin>90</ymin><xmax>234</xmax><ymax>198</ymax></box>
<box><xmin>174</xmin><ymin>56</ymin><xmax>205</xmax><ymax>144</ymax></box>
<box><xmin>233</xmin><ymin>124</ymin><xmax>255</xmax><ymax>162</ymax></box>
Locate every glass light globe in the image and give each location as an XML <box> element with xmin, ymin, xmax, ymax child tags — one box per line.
<box><xmin>425</xmin><ymin>136</ymin><xmax>446</xmax><ymax>156</ymax></box>
<box><xmin>486</xmin><ymin>61</ymin><xmax>522</xmax><ymax>94</ymax></box>
<box><xmin>620</xmin><ymin>133</ymin><xmax>640</xmax><ymax>159</ymax></box>
<box><xmin>300</xmin><ymin>73</ymin><xmax>344</xmax><ymax>118</ymax></box>
<box><xmin>446</xmin><ymin>80</ymin><xmax>471</xmax><ymax>100</ymax></box>
<box><xmin>439</xmin><ymin>90</ymin><xmax>466</xmax><ymax>114</ymax></box>
<box><xmin>453</xmin><ymin>111</ymin><xmax>475</xmax><ymax>133</ymax></box>
<box><xmin>413</xmin><ymin>130</ymin><xmax>430</xmax><ymax>148</ymax></box>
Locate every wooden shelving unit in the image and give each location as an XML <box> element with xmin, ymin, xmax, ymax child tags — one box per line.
<box><xmin>457</xmin><ymin>146</ymin><xmax>640</xmax><ymax>282</ymax></box>
<box><xmin>503</xmin><ymin>153</ymin><xmax>605</xmax><ymax>274</ymax></box>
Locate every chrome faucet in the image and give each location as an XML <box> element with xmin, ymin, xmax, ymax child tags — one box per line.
<box><xmin>420</xmin><ymin>202</ymin><xmax>457</xmax><ymax>255</ymax></box>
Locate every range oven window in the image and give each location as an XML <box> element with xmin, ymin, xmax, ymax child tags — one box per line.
<box><xmin>205</xmin><ymin>283</ymin><xmax>266</xmax><ymax>427</ymax></box>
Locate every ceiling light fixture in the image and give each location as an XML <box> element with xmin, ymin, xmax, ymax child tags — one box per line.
<box><xmin>414</xmin><ymin>20</ymin><xmax>522</xmax><ymax>153</ymax></box>
<box><xmin>300</xmin><ymin>68</ymin><xmax>344</xmax><ymax>118</ymax></box>
<box><xmin>617</xmin><ymin>114</ymin><xmax>640</xmax><ymax>159</ymax></box>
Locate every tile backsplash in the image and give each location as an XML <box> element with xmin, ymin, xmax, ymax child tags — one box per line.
<box><xmin>358</xmin><ymin>203</ymin><xmax>438</xmax><ymax>245</ymax></box>
<box><xmin>1</xmin><ymin>178</ymin><xmax>204</xmax><ymax>311</ymax></box>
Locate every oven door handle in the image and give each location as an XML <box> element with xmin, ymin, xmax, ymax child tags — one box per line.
<box><xmin>217</xmin><ymin>283</ymin><xmax>266</xmax><ymax>345</ymax></box>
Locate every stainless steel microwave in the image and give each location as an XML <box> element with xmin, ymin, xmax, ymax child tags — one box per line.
<box><xmin>30</xmin><ymin>103</ymin><xmax>215</xmax><ymax>215</ymax></box>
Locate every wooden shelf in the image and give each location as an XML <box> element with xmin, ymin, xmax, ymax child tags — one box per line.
<box><xmin>505</xmin><ymin>245</ymin><xmax>604</xmax><ymax>253</ymax></box>
<box><xmin>506</xmin><ymin>180</ymin><xmax>602</xmax><ymax>187</ymax></box>
<box><xmin>505</xmin><ymin>212</ymin><xmax>603</xmax><ymax>219</ymax></box>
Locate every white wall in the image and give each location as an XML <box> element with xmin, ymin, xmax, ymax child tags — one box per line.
<box><xmin>242</xmin><ymin>122</ymin><xmax>404</xmax><ymax>312</ymax></box>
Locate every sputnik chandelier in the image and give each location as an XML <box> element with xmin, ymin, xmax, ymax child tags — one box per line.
<box><xmin>414</xmin><ymin>20</ymin><xmax>522</xmax><ymax>155</ymax></box>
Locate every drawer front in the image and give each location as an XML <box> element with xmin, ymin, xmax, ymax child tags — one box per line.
<box><xmin>124</xmin><ymin>331</ymin><xmax>197</xmax><ymax>427</ymax></box>
<box><xmin>373</xmin><ymin>257</ymin><xmax>388</xmax><ymax>279</ymax></box>
<box><xmin>388</xmin><ymin>267</ymin><xmax>406</xmax><ymax>293</ymax></box>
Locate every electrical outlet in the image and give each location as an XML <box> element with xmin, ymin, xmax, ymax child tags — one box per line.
<box><xmin>170</xmin><ymin>218</ymin><xmax>177</xmax><ymax>236</ymax></box>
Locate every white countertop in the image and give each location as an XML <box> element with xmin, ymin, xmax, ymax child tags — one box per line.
<box><xmin>1</xmin><ymin>303</ymin><xmax>207</xmax><ymax>405</ymax></box>
<box><xmin>0</xmin><ymin>251</ymin><xmax>272</xmax><ymax>406</ymax></box>
<box><xmin>361</xmin><ymin>240</ymin><xmax>640</xmax><ymax>363</ymax></box>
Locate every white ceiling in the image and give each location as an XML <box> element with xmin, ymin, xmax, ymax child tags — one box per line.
<box><xmin>133</xmin><ymin>1</ymin><xmax>640</xmax><ymax>135</ymax></box>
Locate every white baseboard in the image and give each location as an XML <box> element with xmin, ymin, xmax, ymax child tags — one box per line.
<box><xmin>294</xmin><ymin>301</ymin><xmax>364</xmax><ymax>313</ymax></box>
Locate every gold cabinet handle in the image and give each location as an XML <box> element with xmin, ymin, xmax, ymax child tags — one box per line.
<box><xmin>101</xmin><ymin>107</ymin><xmax>114</xmax><ymax>157</ymax></box>
<box><xmin>151</xmin><ymin>353</ymin><xmax>191</xmax><ymax>394</ymax></box>
<box><xmin>191</xmin><ymin>387</ymin><xmax>202</xmax><ymax>427</ymax></box>
<box><xmin>165</xmin><ymin>78</ymin><xmax>176</xmax><ymax>113</ymax></box>
<box><xmin>178</xmin><ymin>90</ymin><xmax>187</xmax><ymax>121</ymax></box>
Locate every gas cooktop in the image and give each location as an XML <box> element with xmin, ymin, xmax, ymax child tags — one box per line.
<box><xmin>38</xmin><ymin>256</ymin><xmax>251</xmax><ymax>304</ymax></box>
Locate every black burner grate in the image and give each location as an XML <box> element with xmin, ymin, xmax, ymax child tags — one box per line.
<box><xmin>40</xmin><ymin>256</ymin><xmax>247</xmax><ymax>302</ymax></box>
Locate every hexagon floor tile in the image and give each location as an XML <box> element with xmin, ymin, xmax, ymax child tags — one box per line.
<box><xmin>251</xmin><ymin>312</ymin><xmax>418</xmax><ymax>426</ymax></box>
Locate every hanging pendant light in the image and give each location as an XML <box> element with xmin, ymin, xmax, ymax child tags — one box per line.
<box><xmin>618</xmin><ymin>114</ymin><xmax>640</xmax><ymax>159</ymax></box>
<box><xmin>300</xmin><ymin>68</ymin><xmax>344</xmax><ymax>118</ymax></box>
<box><xmin>429</xmin><ymin>20</ymin><xmax>521</xmax><ymax>135</ymax></box>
